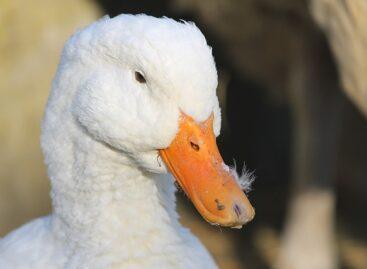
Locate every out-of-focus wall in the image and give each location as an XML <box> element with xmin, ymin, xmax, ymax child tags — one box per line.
<box><xmin>0</xmin><ymin>0</ymin><xmax>100</xmax><ymax>236</ymax></box>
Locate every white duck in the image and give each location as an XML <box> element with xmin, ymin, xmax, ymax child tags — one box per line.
<box><xmin>0</xmin><ymin>14</ymin><xmax>254</xmax><ymax>269</ymax></box>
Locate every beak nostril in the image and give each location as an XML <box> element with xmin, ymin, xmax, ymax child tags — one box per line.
<box><xmin>190</xmin><ymin>142</ymin><xmax>200</xmax><ymax>151</ymax></box>
<box><xmin>233</xmin><ymin>204</ymin><xmax>242</xmax><ymax>218</ymax></box>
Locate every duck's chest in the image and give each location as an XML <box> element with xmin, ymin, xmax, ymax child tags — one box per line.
<box><xmin>66</xmin><ymin>239</ymin><xmax>217</xmax><ymax>269</ymax></box>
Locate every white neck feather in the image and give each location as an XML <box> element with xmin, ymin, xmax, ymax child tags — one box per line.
<box><xmin>51</xmin><ymin>141</ymin><xmax>187</xmax><ymax>258</ymax></box>
<box><xmin>41</xmin><ymin>107</ymin><xmax>194</xmax><ymax>267</ymax></box>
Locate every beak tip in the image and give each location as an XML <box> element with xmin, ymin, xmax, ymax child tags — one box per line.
<box><xmin>228</xmin><ymin>202</ymin><xmax>255</xmax><ymax>228</ymax></box>
<box><xmin>208</xmin><ymin>204</ymin><xmax>255</xmax><ymax>229</ymax></box>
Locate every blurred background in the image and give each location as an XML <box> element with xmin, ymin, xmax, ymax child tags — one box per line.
<box><xmin>1</xmin><ymin>1</ymin><xmax>366</xmax><ymax>268</ymax></box>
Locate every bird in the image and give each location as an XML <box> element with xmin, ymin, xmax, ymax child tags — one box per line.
<box><xmin>0</xmin><ymin>14</ymin><xmax>254</xmax><ymax>269</ymax></box>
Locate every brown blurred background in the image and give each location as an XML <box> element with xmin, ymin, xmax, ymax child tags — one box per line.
<box><xmin>1</xmin><ymin>1</ymin><xmax>366</xmax><ymax>269</ymax></box>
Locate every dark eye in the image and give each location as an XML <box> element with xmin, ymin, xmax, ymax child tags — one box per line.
<box><xmin>135</xmin><ymin>71</ymin><xmax>146</xmax><ymax>83</ymax></box>
<box><xmin>190</xmin><ymin>141</ymin><xmax>200</xmax><ymax>151</ymax></box>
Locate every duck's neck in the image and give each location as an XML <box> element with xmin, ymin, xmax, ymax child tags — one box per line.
<box><xmin>49</xmin><ymin>138</ymin><xmax>183</xmax><ymax>259</ymax></box>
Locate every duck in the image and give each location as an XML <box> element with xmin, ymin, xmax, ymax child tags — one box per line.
<box><xmin>0</xmin><ymin>14</ymin><xmax>255</xmax><ymax>269</ymax></box>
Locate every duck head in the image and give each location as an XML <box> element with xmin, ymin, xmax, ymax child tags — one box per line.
<box><xmin>51</xmin><ymin>14</ymin><xmax>254</xmax><ymax>228</ymax></box>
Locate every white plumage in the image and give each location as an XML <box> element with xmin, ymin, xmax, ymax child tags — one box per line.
<box><xmin>0</xmin><ymin>14</ymin><xmax>222</xmax><ymax>269</ymax></box>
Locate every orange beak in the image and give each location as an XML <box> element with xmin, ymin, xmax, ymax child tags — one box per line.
<box><xmin>159</xmin><ymin>112</ymin><xmax>255</xmax><ymax>228</ymax></box>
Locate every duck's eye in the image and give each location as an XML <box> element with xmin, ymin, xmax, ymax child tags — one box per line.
<box><xmin>135</xmin><ymin>71</ymin><xmax>146</xmax><ymax>83</ymax></box>
<box><xmin>190</xmin><ymin>142</ymin><xmax>200</xmax><ymax>151</ymax></box>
